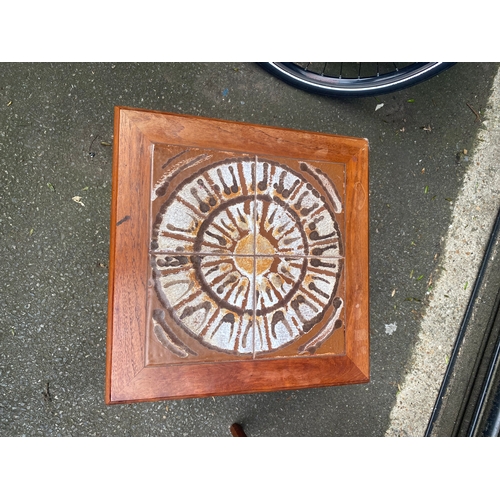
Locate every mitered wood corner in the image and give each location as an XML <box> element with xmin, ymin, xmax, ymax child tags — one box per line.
<box><xmin>106</xmin><ymin>107</ymin><xmax>369</xmax><ymax>404</ymax></box>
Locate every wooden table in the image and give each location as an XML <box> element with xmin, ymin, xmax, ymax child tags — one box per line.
<box><xmin>105</xmin><ymin>107</ymin><xmax>369</xmax><ymax>403</ymax></box>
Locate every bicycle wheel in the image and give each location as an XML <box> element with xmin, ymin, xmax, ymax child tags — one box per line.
<box><xmin>259</xmin><ymin>62</ymin><xmax>455</xmax><ymax>97</ymax></box>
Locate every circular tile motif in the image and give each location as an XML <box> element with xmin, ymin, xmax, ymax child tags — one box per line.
<box><xmin>151</xmin><ymin>157</ymin><xmax>344</xmax><ymax>355</ymax></box>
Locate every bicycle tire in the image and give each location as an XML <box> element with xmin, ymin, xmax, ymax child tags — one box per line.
<box><xmin>259</xmin><ymin>62</ymin><xmax>456</xmax><ymax>97</ymax></box>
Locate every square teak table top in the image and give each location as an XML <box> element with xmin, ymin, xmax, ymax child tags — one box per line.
<box><xmin>105</xmin><ymin>107</ymin><xmax>369</xmax><ymax>404</ymax></box>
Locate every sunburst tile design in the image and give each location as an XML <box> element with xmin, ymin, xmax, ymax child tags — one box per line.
<box><xmin>146</xmin><ymin>146</ymin><xmax>346</xmax><ymax>365</ymax></box>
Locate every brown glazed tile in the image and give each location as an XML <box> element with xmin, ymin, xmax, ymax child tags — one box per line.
<box><xmin>151</xmin><ymin>146</ymin><xmax>257</xmax><ymax>255</ymax></box>
<box><xmin>254</xmin><ymin>155</ymin><xmax>345</xmax><ymax>257</ymax></box>
<box><xmin>253</xmin><ymin>256</ymin><xmax>345</xmax><ymax>359</ymax></box>
<box><xmin>147</xmin><ymin>252</ymin><xmax>255</xmax><ymax>365</ymax></box>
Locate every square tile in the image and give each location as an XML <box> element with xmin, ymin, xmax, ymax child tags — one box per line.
<box><xmin>252</xmin><ymin>256</ymin><xmax>345</xmax><ymax>358</ymax></box>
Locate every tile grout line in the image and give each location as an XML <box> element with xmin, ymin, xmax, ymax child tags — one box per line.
<box><xmin>150</xmin><ymin>252</ymin><xmax>345</xmax><ymax>259</ymax></box>
<box><xmin>252</xmin><ymin>155</ymin><xmax>258</xmax><ymax>359</ymax></box>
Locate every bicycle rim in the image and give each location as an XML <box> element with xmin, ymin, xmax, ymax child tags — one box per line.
<box><xmin>259</xmin><ymin>62</ymin><xmax>455</xmax><ymax>97</ymax></box>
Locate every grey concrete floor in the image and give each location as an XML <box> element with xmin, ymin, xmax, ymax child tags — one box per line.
<box><xmin>1</xmin><ymin>62</ymin><xmax>499</xmax><ymax>436</ymax></box>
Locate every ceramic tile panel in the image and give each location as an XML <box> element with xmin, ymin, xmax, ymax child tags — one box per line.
<box><xmin>147</xmin><ymin>145</ymin><xmax>346</xmax><ymax>366</ymax></box>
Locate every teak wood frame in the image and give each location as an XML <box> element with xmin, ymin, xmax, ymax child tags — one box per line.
<box><xmin>105</xmin><ymin>106</ymin><xmax>369</xmax><ymax>404</ymax></box>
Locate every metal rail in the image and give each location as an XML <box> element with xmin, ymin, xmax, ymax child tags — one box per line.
<box><xmin>425</xmin><ymin>205</ymin><xmax>500</xmax><ymax>436</ymax></box>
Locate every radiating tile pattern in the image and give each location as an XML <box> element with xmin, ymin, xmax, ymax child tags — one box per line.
<box><xmin>148</xmin><ymin>146</ymin><xmax>346</xmax><ymax>364</ymax></box>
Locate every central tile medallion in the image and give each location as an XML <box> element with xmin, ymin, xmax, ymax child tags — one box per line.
<box><xmin>148</xmin><ymin>147</ymin><xmax>346</xmax><ymax>363</ymax></box>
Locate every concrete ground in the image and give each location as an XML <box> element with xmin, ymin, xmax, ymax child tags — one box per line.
<box><xmin>1</xmin><ymin>62</ymin><xmax>499</xmax><ymax>436</ymax></box>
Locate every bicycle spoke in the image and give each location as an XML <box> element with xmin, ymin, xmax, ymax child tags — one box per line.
<box><xmin>259</xmin><ymin>62</ymin><xmax>455</xmax><ymax>97</ymax></box>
